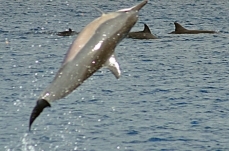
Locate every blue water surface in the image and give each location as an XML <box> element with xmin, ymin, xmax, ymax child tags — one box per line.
<box><xmin>1</xmin><ymin>0</ymin><xmax>229</xmax><ymax>151</ymax></box>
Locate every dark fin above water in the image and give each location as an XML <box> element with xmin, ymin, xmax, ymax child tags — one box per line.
<box><xmin>57</xmin><ymin>28</ymin><xmax>75</xmax><ymax>36</ymax></box>
<box><xmin>143</xmin><ymin>23</ymin><xmax>151</xmax><ymax>33</ymax></box>
<box><xmin>174</xmin><ymin>22</ymin><xmax>187</xmax><ymax>31</ymax></box>
<box><xmin>29</xmin><ymin>99</ymin><xmax>51</xmax><ymax>131</ymax></box>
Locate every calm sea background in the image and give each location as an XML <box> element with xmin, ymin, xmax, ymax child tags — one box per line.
<box><xmin>1</xmin><ymin>0</ymin><xmax>229</xmax><ymax>150</ymax></box>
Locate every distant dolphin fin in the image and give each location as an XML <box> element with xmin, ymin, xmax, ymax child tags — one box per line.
<box><xmin>143</xmin><ymin>23</ymin><xmax>151</xmax><ymax>33</ymax></box>
<box><xmin>174</xmin><ymin>22</ymin><xmax>187</xmax><ymax>31</ymax></box>
<box><xmin>105</xmin><ymin>54</ymin><xmax>121</xmax><ymax>79</ymax></box>
<box><xmin>29</xmin><ymin>99</ymin><xmax>51</xmax><ymax>131</ymax></box>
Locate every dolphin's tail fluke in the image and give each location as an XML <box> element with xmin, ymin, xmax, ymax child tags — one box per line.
<box><xmin>29</xmin><ymin>99</ymin><xmax>51</xmax><ymax>131</ymax></box>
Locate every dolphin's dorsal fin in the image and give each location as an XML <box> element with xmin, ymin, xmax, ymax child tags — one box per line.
<box><xmin>90</xmin><ymin>4</ymin><xmax>105</xmax><ymax>15</ymax></box>
<box><xmin>143</xmin><ymin>24</ymin><xmax>151</xmax><ymax>33</ymax></box>
<box><xmin>174</xmin><ymin>22</ymin><xmax>187</xmax><ymax>31</ymax></box>
<box><xmin>104</xmin><ymin>54</ymin><xmax>121</xmax><ymax>79</ymax></box>
<box><xmin>69</xmin><ymin>28</ymin><xmax>72</xmax><ymax>32</ymax></box>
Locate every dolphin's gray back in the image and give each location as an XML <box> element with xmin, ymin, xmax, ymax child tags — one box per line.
<box><xmin>127</xmin><ymin>32</ymin><xmax>157</xmax><ymax>39</ymax></box>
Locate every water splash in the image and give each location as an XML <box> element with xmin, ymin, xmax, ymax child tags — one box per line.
<box><xmin>20</xmin><ymin>133</ymin><xmax>36</xmax><ymax>151</ymax></box>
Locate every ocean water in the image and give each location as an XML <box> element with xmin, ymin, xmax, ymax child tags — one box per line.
<box><xmin>1</xmin><ymin>0</ymin><xmax>229</xmax><ymax>150</ymax></box>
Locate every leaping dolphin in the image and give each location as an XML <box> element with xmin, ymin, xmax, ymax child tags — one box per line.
<box><xmin>127</xmin><ymin>23</ymin><xmax>157</xmax><ymax>39</ymax></box>
<box><xmin>29</xmin><ymin>0</ymin><xmax>148</xmax><ymax>130</ymax></box>
<box><xmin>169</xmin><ymin>22</ymin><xmax>217</xmax><ymax>34</ymax></box>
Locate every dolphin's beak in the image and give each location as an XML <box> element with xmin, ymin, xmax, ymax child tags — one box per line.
<box><xmin>118</xmin><ymin>0</ymin><xmax>148</xmax><ymax>12</ymax></box>
<box><xmin>131</xmin><ymin>0</ymin><xmax>148</xmax><ymax>11</ymax></box>
<box><xmin>29</xmin><ymin>99</ymin><xmax>51</xmax><ymax>131</ymax></box>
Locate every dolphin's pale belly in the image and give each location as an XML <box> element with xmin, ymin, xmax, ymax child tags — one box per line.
<box><xmin>39</xmin><ymin>50</ymin><xmax>105</xmax><ymax>102</ymax></box>
<box><xmin>39</xmin><ymin>34</ymin><xmax>118</xmax><ymax>102</ymax></box>
<box><xmin>40</xmin><ymin>62</ymin><xmax>88</xmax><ymax>102</ymax></box>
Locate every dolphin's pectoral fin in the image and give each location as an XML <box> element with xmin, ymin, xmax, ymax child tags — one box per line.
<box><xmin>105</xmin><ymin>54</ymin><xmax>121</xmax><ymax>79</ymax></box>
<box><xmin>29</xmin><ymin>99</ymin><xmax>51</xmax><ymax>131</ymax></box>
